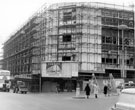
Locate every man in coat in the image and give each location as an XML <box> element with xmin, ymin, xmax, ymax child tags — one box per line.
<box><xmin>103</xmin><ymin>84</ymin><xmax>108</xmax><ymax>97</ymax></box>
<box><xmin>85</xmin><ymin>83</ymin><xmax>91</xmax><ymax>99</ymax></box>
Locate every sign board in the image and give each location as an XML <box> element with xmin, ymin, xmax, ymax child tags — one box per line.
<box><xmin>0</xmin><ymin>70</ymin><xmax>10</xmax><ymax>76</ymax></box>
<box><xmin>14</xmin><ymin>74</ymin><xmax>32</xmax><ymax>79</ymax></box>
<box><xmin>41</xmin><ymin>62</ymin><xmax>78</xmax><ymax>78</ymax></box>
<box><xmin>46</xmin><ymin>62</ymin><xmax>62</xmax><ymax>74</ymax></box>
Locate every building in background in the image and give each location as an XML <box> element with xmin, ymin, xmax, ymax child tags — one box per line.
<box><xmin>3</xmin><ymin>16</ymin><xmax>41</xmax><ymax>92</ymax></box>
<box><xmin>0</xmin><ymin>51</ymin><xmax>3</xmax><ymax>69</ymax></box>
<box><xmin>0</xmin><ymin>60</ymin><xmax>3</xmax><ymax>69</ymax></box>
<box><xmin>3</xmin><ymin>2</ymin><xmax>135</xmax><ymax>92</ymax></box>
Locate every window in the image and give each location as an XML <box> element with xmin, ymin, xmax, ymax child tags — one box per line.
<box><xmin>102</xmin><ymin>58</ymin><xmax>105</xmax><ymax>63</ymax></box>
<box><xmin>106</xmin><ymin>58</ymin><xmax>113</xmax><ymax>64</ymax></box>
<box><xmin>127</xmin><ymin>60</ymin><xmax>130</xmax><ymax>65</ymax></box>
<box><xmin>63</xmin><ymin>12</ymin><xmax>72</xmax><ymax>21</ymax></box>
<box><xmin>62</xmin><ymin>56</ymin><xmax>71</xmax><ymax>61</ymax></box>
<box><xmin>102</xmin><ymin>36</ymin><xmax>105</xmax><ymax>43</ymax></box>
<box><xmin>119</xmin><ymin>37</ymin><xmax>122</xmax><ymax>45</ymax></box>
<box><xmin>113</xmin><ymin>59</ymin><xmax>117</xmax><ymax>64</ymax></box>
<box><xmin>124</xmin><ymin>38</ymin><xmax>129</xmax><ymax>45</ymax></box>
<box><xmin>106</xmin><ymin>37</ymin><xmax>112</xmax><ymax>43</ymax></box>
<box><xmin>113</xmin><ymin>37</ymin><xmax>117</xmax><ymax>44</ymax></box>
<box><xmin>106</xmin><ymin>58</ymin><xmax>109</xmax><ymax>63</ymax></box>
<box><xmin>63</xmin><ymin>35</ymin><xmax>71</xmax><ymax>42</ymax></box>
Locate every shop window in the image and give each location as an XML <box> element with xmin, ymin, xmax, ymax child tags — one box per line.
<box><xmin>62</xmin><ymin>56</ymin><xmax>71</xmax><ymax>61</ymax></box>
<box><xmin>63</xmin><ymin>35</ymin><xmax>71</xmax><ymax>42</ymax></box>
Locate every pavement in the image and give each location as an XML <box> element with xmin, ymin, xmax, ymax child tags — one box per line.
<box><xmin>0</xmin><ymin>91</ymin><xmax>119</xmax><ymax>110</ymax></box>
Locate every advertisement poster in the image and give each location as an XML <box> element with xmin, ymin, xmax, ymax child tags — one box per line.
<box><xmin>46</xmin><ymin>62</ymin><xmax>62</xmax><ymax>76</ymax></box>
<box><xmin>41</xmin><ymin>62</ymin><xmax>78</xmax><ymax>77</ymax></box>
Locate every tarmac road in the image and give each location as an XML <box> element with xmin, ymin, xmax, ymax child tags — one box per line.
<box><xmin>0</xmin><ymin>91</ymin><xmax>118</xmax><ymax>110</ymax></box>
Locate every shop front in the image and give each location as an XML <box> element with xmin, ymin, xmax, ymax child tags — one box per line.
<box><xmin>41</xmin><ymin>61</ymin><xmax>79</xmax><ymax>92</ymax></box>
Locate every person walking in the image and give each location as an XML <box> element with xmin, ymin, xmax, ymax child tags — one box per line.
<box><xmin>56</xmin><ymin>84</ymin><xmax>60</xmax><ymax>93</ymax></box>
<box><xmin>93</xmin><ymin>83</ymin><xmax>99</xmax><ymax>98</ymax></box>
<box><xmin>84</xmin><ymin>83</ymin><xmax>91</xmax><ymax>99</ymax></box>
<box><xmin>103</xmin><ymin>84</ymin><xmax>108</xmax><ymax>97</ymax></box>
<box><xmin>107</xmin><ymin>83</ymin><xmax>111</xmax><ymax>96</ymax></box>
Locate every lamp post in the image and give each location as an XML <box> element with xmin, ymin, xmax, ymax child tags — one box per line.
<box><xmin>119</xmin><ymin>24</ymin><xmax>128</xmax><ymax>79</ymax></box>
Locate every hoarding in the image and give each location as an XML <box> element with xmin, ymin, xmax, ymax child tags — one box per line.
<box><xmin>41</xmin><ymin>62</ymin><xmax>78</xmax><ymax>78</ymax></box>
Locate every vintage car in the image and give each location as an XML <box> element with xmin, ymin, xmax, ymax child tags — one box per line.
<box><xmin>111</xmin><ymin>88</ymin><xmax>135</xmax><ymax>110</ymax></box>
<box><xmin>124</xmin><ymin>83</ymin><xmax>135</xmax><ymax>89</ymax></box>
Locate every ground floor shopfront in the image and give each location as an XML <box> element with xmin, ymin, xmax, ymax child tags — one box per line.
<box><xmin>40</xmin><ymin>66</ymin><xmax>135</xmax><ymax>92</ymax></box>
<box><xmin>13</xmin><ymin>61</ymin><xmax>135</xmax><ymax>92</ymax></box>
<box><xmin>13</xmin><ymin>73</ymin><xmax>135</xmax><ymax>93</ymax></box>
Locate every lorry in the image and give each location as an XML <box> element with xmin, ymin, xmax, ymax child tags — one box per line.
<box><xmin>0</xmin><ymin>70</ymin><xmax>11</xmax><ymax>92</ymax></box>
<box><xmin>13</xmin><ymin>81</ymin><xmax>28</xmax><ymax>94</ymax></box>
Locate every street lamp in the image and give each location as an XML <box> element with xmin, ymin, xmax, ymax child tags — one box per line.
<box><xmin>119</xmin><ymin>24</ymin><xmax>128</xmax><ymax>79</ymax></box>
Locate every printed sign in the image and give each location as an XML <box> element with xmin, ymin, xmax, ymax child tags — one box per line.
<box><xmin>41</xmin><ymin>62</ymin><xmax>78</xmax><ymax>78</ymax></box>
<box><xmin>46</xmin><ymin>62</ymin><xmax>62</xmax><ymax>74</ymax></box>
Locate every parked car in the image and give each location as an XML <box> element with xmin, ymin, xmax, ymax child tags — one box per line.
<box><xmin>124</xmin><ymin>82</ymin><xmax>135</xmax><ymax>89</ymax></box>
<box><xmin>18</xmin><ymin>85</ymin><xmax>28</xmax><ymax>94</ymax></box>
<box><xmin>110</xmin><ymin>88</ymin><xmax>135</xmax><ymax>110</ymax></box>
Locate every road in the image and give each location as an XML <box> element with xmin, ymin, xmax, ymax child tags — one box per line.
<box><xmin>0</xmin><ymin>92</ymin><xmax>118</xmax><ymax>110</ymax></box>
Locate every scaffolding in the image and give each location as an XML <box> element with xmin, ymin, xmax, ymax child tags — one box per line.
<box><xmin>27</xmin><ymin>2</ymin><xmax>135</xmax><ymax>80</ymax></box>
<box><xmin>3</xmin><ymin>2</ymin><xmax>135</xmax><ymax>92</ymax></box>
<box><xmin>38</xmin><ymin>2</ymin><xmax>135</xmax><ymax>78</ymax></box>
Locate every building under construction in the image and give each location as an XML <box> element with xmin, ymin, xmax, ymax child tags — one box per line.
<box><xmin>3</xmin><ymin>2</ymin><xmax>135</xmax><ymax>92</ymax></box>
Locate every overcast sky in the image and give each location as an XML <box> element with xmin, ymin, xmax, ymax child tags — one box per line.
<box><xmin>0</xmin><ymin>0</ymin><xmax>134</xmax><ymax>52</ymax></box>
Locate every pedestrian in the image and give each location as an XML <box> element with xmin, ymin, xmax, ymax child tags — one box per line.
<box><xmin>14</xmin><ymin>84</ymin><xmax>19</xmax><ymax>93</ymax></box>
<box><xmin>107</xmin><ymin>83</ymin><xmax>111</xmax><ymax>96</ymax></box>
<box><xmin>84</xmin><ymin>83</ymin><xmax>91</xmax><ymax>99</ymax></box>
<box><xmin>103</xmin><ymin>84</ymin><xmax>108</xmax><ymax>97</ymax></box>
<box><xmin>56</xmin><ymin>84</ymin><xmax>60</xmax><ymax>93</ymax></box>
<box><xmin>93</xmin><ymin>83</ymin><xmax>99</xmax><ymax>98</ymax></box>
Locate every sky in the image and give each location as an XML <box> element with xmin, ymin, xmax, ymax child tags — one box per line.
<box><xmin>0</xmin><ymin>0</ymin><xmax>135</xmax><ymax>53</ymax></box>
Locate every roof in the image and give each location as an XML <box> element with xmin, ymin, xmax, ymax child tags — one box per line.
<box><xmin>122</xmin><ymin>88</ymin><xmax>135</xmax><ymax>94</ymax></box>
